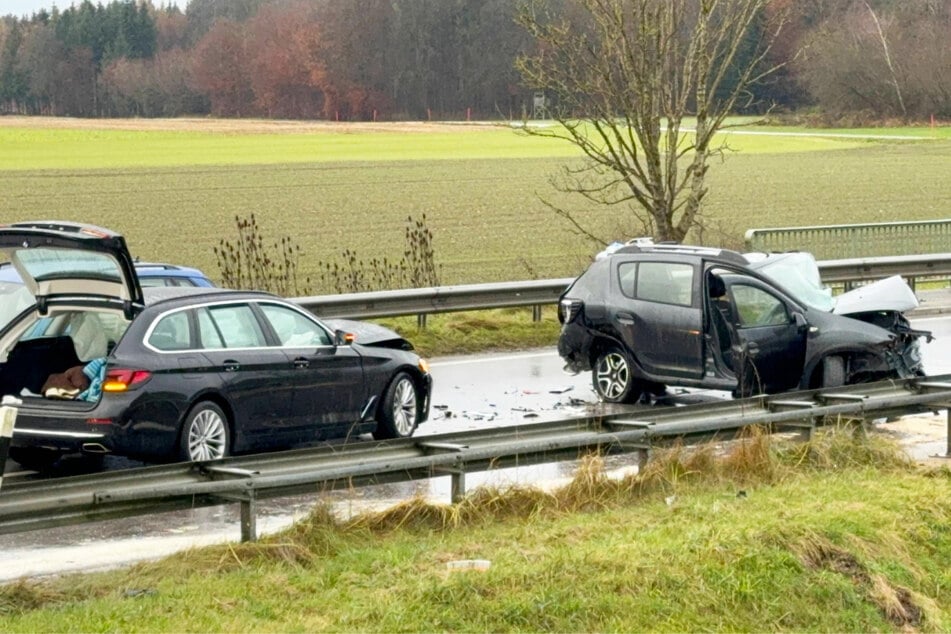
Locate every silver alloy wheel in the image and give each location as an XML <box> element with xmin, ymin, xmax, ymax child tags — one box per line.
<box><xmin>391</xmin><ymin>376</ymin><xmax>418</xmax><ymax>436</ymax></box>
<box><xmin>186</xmin><ymin>406</ymin><xmax>228</xmax><ymax>461</ymax></box>
<box><xmin>595</xmin><ymin>351</ymin><xmax>630</xmax><ymax>401</ymax></box>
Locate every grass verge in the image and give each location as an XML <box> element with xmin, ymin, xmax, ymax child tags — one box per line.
<box><xmin>375</xmin><ymin>307</ymin><xmax>561</xmax><ymax>358</ymax></box>
<box><xmin>2</xmin><ymin>426</ymin><xmax>949</xmax><ymax>632</ymax></box>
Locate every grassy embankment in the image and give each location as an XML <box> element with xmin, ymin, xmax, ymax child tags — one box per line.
<box><xmin>2</xmin><ymin>119</ymin><xmax>950</xmax><ymax>356</ymax></box>
<box><xmin>1</xmin><ymin>428</ymin><xmax>950</xmax><ymax>631</ymax></box>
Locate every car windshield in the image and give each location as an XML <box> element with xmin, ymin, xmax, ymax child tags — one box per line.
<box><xmin>746</xmin><ymin>252</ymin><xmax>835</xmax><ymax>312</ymax></box>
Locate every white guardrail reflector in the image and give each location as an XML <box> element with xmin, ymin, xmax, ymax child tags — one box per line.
<box><xmin>0</xmin><ymin>396</ymin><xmax>21</xmax><ymax>493</ymax></box>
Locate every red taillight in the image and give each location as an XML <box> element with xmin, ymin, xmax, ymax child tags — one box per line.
<box><xmin>102</xmin><ymin>369</ymin><xmax>152</xmax><ymax>392</ymax></box>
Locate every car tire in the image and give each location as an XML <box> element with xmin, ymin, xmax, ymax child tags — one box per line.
<box><xmin>822</xmin><ymin>355</ymin><xmax>846</xmax><ymax>388</ymax></box>
<box><xmin>8</xmin><ymin>447</ymin><xmax>62</xmax><ymax>471</ymax></box>
<box><xmin>592</xmin><ymin>348</ymin><xmax>642</xmax><ymax>404</ymax></box>
<box><xmin>178</xmin><ymin>402</ymin><xmax>230</xmax><ymax>462</ymax></box>
<box><xmin>374</xmin><ymin>372</ymin><xmax>419</xmax><ymax>440</ymax></box>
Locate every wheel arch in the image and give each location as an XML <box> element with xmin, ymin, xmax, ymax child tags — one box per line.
<box><xmin>804</xmin><ymin>348</ymin><xmax>892</xmax><ymax>389</ymax></box>
<box><xmin>175</xmin><ymin>392</ymin><xmax>235</xmax><ymax>455</ymax></box>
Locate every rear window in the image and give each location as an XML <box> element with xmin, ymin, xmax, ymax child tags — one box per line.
<box><xmin>17</xmin><ymin>248</ymin><xmax>122</xmax><ymax>283</ymax></box>
<box><xmin>635</xmin><ymin>262</ymin><xmax>694</xmax><ymax>307</ymax></box>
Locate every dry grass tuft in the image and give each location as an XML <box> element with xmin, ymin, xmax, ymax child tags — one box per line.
<box><xmin>781</xmin><ymin>420</ymin><xmax>914</xmax><ymax>472</ymax></box>
<box><xmin>796</xmin><ymin>534</ymin><xmax>925</xmax><ymax>629</ymax></box>
<box><xmin>720</xmin><ymin>426</ymin><xmax>781</xmax><ymax>484</ymax></box>
<box><xmin>347</xmin><ymin>495</ymin><xmax>458</xmax><ymax>532</ymax></box>
<box><xmin>0</xmin><ymin>580</ymin><xmax>70</xmax><ymax>615</ymax></box>
<box><xmin>553</xmin><ymin>454</ymin><xmax>619</xmax><ymax>511</ymax></box>
<box><xmin>869</xmin><ymin>574</ymin><xmax>923</xmax><ymax>628</ymax></box>
<box><xmin>456</xmin><ymin>485</ymin><xmax>556</xmax><ymax>523</ymax></box>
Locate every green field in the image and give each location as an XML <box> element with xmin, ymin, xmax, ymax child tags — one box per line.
<box><xmin>2</xmin><ymin>118</ymin><xmax>950</xmax><ymax>289</ymax></box>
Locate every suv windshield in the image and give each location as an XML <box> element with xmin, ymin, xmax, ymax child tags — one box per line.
<box><xmin>746</xmin><ymin>252</ymin><xmax>834</xmax><ymax>312</ymax></box>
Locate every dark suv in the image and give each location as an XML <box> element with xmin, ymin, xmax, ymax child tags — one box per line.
<box><xmin>557</xmin><ymin>243</ymin><xmax>928</xmax><ymax>402</ymax></box>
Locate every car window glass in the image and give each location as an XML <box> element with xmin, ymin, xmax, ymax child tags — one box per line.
<box><xmin>140</xmin><ymin>276</ymin><xmax>196</xmax><ymax>288</ymax></box>
<box><xmin>148</xmin><ymin>311</ymin><xmax>191</xmax><ymax>350</ymax></box>
<box><xmin>196</xmin><ymin>308</ymin><xmax>225</xmax><ymax>349</ymax></box>
<box><xmin>207</xmin><ymin>304</ymin><xmax>266</xmax><ymax>348</ymax></box>
<box><xmin>731</xmin><ymin>285</ymin><xmax>790</xmax><ymax>327</ymax></box>
<box><xmin>16</xmin><ymin>248</ymin><xmax>122</xmax><ymax>283</ymax></box>
<box><xmin>259</xmin><ymin>304</ymin><xmax>332</xmax><ymax>347</ymax></box>
<box><xmin>0</xmin><ymin>281</ymin><xmax>35</xmax><ymax>331</ymax></box>
<box><xmin>618</xmin><ymin>262</ymin><xmax>637</xmax><ymax>298</ymax></box>
<box><xmin>636</xmin><ymin>262</ymin><xmax>693</xmax><ymax>306</ymax></box>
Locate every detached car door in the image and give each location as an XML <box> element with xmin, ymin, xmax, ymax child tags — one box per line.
<box><xmin>613</xmin><ymin>260</ymin><xmax>704</xmax><ymax>379</ymax></box>
<box><xmin>724</xmin><ymin>279</ymin><xmax>808</xmax><ymax>394</ymax></box>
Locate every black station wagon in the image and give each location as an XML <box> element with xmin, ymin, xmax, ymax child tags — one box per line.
<box><xmin>557</xmin><ymin>243</ymin><xmax>928</xmax><ymax>403</ymax></box>
<box><xmin>0</xmin><ymin>221</ymin><xmax>432</xmax><ymax>469</ymax></box>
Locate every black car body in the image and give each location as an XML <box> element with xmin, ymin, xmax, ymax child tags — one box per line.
<box><xmin>0</xmin><ymin>221</ymin><xmax>431</xmax><ymax>468</ymax></box>
<box><xmin>557</xmin><ymin>243</ymin><xmax>928</xmax><ymax>402</ymax></box>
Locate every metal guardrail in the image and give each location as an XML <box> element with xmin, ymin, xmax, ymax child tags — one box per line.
<box><xmin>292</xmin><ymin>254</ymin><xmax>951</xmax><ymax>320</ymax></box>
<box><xmin>745</xmin><ymin>220</ymin><xmax>951</xmax><ymax>260</ymax></box>
<box><xmin>1</xmin><ymin>375</ymin><xmax>949</xmax><ymax>542</ymax></box>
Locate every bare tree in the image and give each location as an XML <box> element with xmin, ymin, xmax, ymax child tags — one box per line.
<box><xmin>516</xmin><ymin>0</ymin><xmax>786</xmax><ymax>244</ymax></box>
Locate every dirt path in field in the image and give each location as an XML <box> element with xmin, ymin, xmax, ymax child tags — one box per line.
<box><xmin>0</xmin><ymin>115</ymin><xmax>504</xmax><ymax>134</ymax></box>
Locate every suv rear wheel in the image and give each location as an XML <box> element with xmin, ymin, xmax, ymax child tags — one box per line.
<box><xmin>592</xmin><ymin>348</ymin><xmax>642</xmax><ymax>404</ymax></box>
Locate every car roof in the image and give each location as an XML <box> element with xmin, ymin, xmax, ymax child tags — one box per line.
<box><xmin>134</xmin><ymin>261</ymin><xmax>210</xmax><ymax>277</ymax></box>
<box><xmin>142</xmin><ymin>286</ymin><xmax>277</xmax><ymax>307</ymax></box>
<box><xmin>611</xmin><ymin>243</ymin><xmax>749</xmax><ymax>267</ymax></box>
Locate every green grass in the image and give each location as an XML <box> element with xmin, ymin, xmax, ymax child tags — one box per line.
<box><xmin>2</xmin><ymin>429</ymin><xmax>949</xmax><ymax>632</ymax></box>
<box><xmin>377</xmin><ymin>308</ymin><xmax>561</xmax><ymax>358</ymax></box>
<box><xmin>0</xmin><ymin>124</ymin><xmax>583</xmax><ymax>170</ymax></box>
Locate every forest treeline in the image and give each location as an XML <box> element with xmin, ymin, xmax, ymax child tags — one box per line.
<box><xmin>1</xmin><ymin>0</ymin><xmax>950</xmax><ymax>121</ymax></box>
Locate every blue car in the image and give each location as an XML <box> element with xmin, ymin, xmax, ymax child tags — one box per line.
<box><xmin>0</xmin><ymin>260</ymin><xmax>215</xmax><ymax>288</ymax></box>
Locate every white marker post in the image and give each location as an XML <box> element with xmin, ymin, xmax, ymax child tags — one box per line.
<box><xmin>0</xmin><ymin>396</ymin><xmax>21</xmax><ymax>494</ymax></box>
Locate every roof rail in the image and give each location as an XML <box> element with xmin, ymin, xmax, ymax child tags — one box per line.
<box><xmin>614</xmin><ymin>243</ymin><xmax>748</xmax><ymax>266</ymax></box>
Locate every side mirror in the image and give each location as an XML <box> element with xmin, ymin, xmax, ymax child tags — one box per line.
<box><xmin>334</xmin><ymin>330</ymin><xmax>355</xmax><ymax>346</ymax></box>
<box><xmin>793</xmin><ymin>312</ymin><xmax>808</xmax><ymax>331</ymax></box>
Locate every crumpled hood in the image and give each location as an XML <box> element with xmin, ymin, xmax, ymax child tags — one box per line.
<box><xmin>324</xmin><ymin>318</ymin><xmax>414</xmax><ymax>350</ymax></box>
<box><xmin>833</xmin><ymin>275</ymin><xmax>919</xmax><ymax>315</ymax></box>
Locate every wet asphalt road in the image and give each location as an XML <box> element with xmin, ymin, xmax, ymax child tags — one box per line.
<box><xmin>0</xmin><ymin>313</ymin><xmax>949</xmax><ymax>582</ymax></box>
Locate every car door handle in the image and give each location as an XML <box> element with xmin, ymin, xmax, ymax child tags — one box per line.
<box><xmin>223</xmin><ymin>360</ymin><xmax>240</xmax><ymax>372</ymax></box>
<box><xmin>293</xmin><ymin>357</ymin><xmax>310</xmax><ymax>369</ymax></box>
<box><xmin>616</xmin><ymin>311</ymin><xmax>635</xmax><ymax>324</ymax></box>
<box><xmin>746</xmin><ymin>342</ymin><xmax>760</xmax><ymax>357</ymax></box>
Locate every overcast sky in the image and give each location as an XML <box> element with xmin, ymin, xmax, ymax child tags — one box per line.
<box><xmin>3</xmin><ymin>1</ymin><xmax>182</xmax><ymax>18</ymax></box>
<box><xmin>4</xmin><ymin>1</ymin><xmax>68</xmax><ymax>17</ymax></box>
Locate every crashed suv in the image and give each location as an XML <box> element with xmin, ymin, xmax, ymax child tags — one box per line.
<box><xmin>557</xmin><ymin>243</ymin><xmax>929</xmax><ymax>403</ymax></box>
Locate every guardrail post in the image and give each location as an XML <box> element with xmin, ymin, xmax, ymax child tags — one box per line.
<box><xmin>0</xmin><ymin>396</ymin><xmax>20</xmax><ymax>495</ymax></box>
<box><xmin>637</xmin><ymin>448</ymin><xmax>650</xmax><ymax>472</ymax></box>
<box><xmin>450</xmin><ymin>469</ymin><xmax>466</xmax><ymax>503</ymax></box>
<box><xmin>240</xmin><ymin>492</ymin><xmax>257</xmax><ymax>542</ymax></box>
<box><xmin>945</xmin><ymin>408</ymin><xmax>951</xmax><ymax>459</ymax></box>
